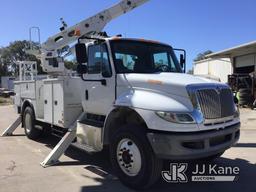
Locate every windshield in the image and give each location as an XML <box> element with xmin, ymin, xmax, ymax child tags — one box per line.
<box><xmin>110</xmin><ymin>40</ymin><xmax>182</xmax><ymax>74</ymax></box>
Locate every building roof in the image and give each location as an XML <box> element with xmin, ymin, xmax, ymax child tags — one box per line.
<box><xmin>206</xmin><ymin>40</ymin><xmax>256</xmax><ymax>58</ymax></box>
<box><xmin>194</xmin><ymin>57</ymin><xmax>230</xmax><ymax>64</ymax></box>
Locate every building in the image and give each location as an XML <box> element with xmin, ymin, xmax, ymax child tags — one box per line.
<box><xmin>0</xmin><ymin>76</ymin><xmax>16</xmax><ymax>90</ymax></box>
<box><xmin>193</xmin><ymin>41</ymin><xmax>256</xmax><ymax>82</ymax></box>
<box><xmin>193</xmin><ymin>58</ymin><xmax>232</xmax><ymax>83</ymax></box>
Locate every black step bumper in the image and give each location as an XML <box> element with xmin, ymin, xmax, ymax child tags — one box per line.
<box><xmin>147</xmin><ymin>123</ymin><xmax>240</xmax><ymax>160</ymax></box>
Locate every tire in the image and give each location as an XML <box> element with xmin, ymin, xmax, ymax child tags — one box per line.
<box><xmin>109</xmin><ymin>124</ymin><xmax>163</xmax><ymax>190</ymax></box>
<box><xmin>23</xmin><ymin>107</ymin><xmax>41</xmax><ymax>140</ymax></box>
<box><xmin>239</xmin><ymin>96</ymin><xmax>253</xmax><ymax>105</ymax></box>
<box><xmin>239</xmin><ymin>100</ymin><xmax>249</xmax><ymax>106</ymax></box>
<box><xmin>239</xmin><ymin>96</ymin><xmax>251</xmax><ymax>101</ymax></box>
<box><xmin>239</xmin><ymin>92</ymin><xmax>251</xmax><ymax>97</ymax></box>
<box><xmin>239</xmin><ymin>88</ymin><xmax>251</xmax><ymax>94</ymax></box>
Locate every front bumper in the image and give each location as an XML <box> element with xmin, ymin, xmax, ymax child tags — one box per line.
<box><xmin>147</xmin><ymin>122</ymin><xmax>240</xmax><ymax>160</ymax></box>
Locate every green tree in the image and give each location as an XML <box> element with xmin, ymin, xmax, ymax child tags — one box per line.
<box><xmin>0</xmin><ymin>40</ymin><xmax>44</xmax><ymax>76</ymax></box>
<box><xmin>0</xmin><ymin>47</ymin><xmax>10</xmax><ymax>76</ymax></box>
<box><xmin>64</xmin><ymin>60</ymin><xmax>78</xmax><ymax>71</ymax></box>
<box><xmin>194</xmin><ymin>50</ymin><xmax>213</xmax><ymax>62</ymax></box>
<box><xmin>187</xmin><ymin>69</ymin><xmax>193</xmax><ymax>74</ymax></box>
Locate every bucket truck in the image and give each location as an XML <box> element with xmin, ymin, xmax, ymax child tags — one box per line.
<box><xmin>2</xmin><ymin>0</ymin><xmax>240</xmax><ymax>189</ymax></box>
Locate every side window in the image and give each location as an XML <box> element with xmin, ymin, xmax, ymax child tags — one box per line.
<box><xmin>153</xmin><ymin>52</ymin><xmax>177</xmax><ymax>72</ymax></box>
<box><xmin>153</xmin><ymin>52</ymin><xmax>169</xmax><ymax>67</ymax></box>
<box><xmin>88</xmin><ymin>44</ymin><xmax>112</xmax><ymax>77</ymax></box>
<box><xmin>115</xmin><ymin>53</ymin><xmax>138</xmax><ymax>72</ymax></box>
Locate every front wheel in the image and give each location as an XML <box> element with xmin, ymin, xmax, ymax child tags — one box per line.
<box><xmin>109</xmin><ymin>124</ymin><xmax>163</xmax><ymax>190</ymax></box>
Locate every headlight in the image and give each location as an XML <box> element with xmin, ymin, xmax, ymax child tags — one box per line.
<box><xmin>156</xmin><ymin>111</ymin><xmax>195</xmax><ymax>124</ymax></box>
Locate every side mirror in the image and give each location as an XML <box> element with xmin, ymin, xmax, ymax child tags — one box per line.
<box><xmin>77</xmin><ymin>64</ymin><xmax>88</xmax><ymax>74</ymax></box>
<box><xmin>174</xmin><ymin>48</ymin><xmax>186</xmax><ymax>73</ymax></box>
<box><xmin>75</xmin><ymin>43</ymin><xmax>87</xmax><ymax>64</ymax></box>
<box><xmin>180</xmin><ymin>54</ymin><xmax>186</xmax><ymax>68</ymax></box>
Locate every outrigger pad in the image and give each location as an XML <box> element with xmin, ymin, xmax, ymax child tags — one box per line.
<box><xmin>40</xmin><ymin>112</ymin><xmax>85</xmax><ymax>167</ymax></box>
<box><xmin>1</xmin><ymin>116</ymin><xmax>22</xmax><ymax>137</ymax></box>
<box><xmin>40</xmin><ymin>129</ymin><xmax>76</xmax><ymax>167</ymax></box>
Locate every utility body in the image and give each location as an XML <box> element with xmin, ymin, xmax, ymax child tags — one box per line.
<box><xmin>3</xmin><ymin>0</ymin><xmax>240</xmax><ymax>189</ymax></box>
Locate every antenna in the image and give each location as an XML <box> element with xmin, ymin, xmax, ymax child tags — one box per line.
<box><xmin>60</xmin><ymin>18</ymin><xmax>68</xmax><ymax>31</ymax></box>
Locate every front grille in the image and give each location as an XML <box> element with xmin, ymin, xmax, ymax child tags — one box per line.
<box><xmin>197</xmin><ymin>88</ymin><xmax>235</xmax><ymax>119</ymax></box>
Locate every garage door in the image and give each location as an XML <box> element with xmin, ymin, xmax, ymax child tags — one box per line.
<box><xmin>235</xmin><ymin>54</ymin><xmax>256</xmax><ymax>73</ymax></box>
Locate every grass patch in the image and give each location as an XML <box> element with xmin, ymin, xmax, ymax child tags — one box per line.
<box><xmin>0</xmin><ymin>96</ymin><xmax>12</xmax><ymax>106</ymax></box>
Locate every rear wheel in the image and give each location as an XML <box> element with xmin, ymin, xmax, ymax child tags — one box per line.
<box><xmin>23</xmin><ymin>107</ymin><xmax>41</xmax><ymax>140</ymax></box>
<box><xmin>109</xmin><ymin>124</ymin><xmax>163</xmax><ymax>190</ymax></box>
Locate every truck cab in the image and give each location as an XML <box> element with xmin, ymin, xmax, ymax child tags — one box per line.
<box><xmin>74</xmin><ymin>37</ymin><xmax>240</xmax><ymax>188</ymax></box>
<box><xmin>10</xmin><ymin>37</ymin><xmax>240</xmax><ymax>190</ymax></box>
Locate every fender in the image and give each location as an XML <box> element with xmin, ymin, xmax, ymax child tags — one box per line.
<box><xmin>21</xmin><ymin>99</ymin><xmax>36</xmax><ymax>127</ymax></box>
<box><xmin>21</xmin><ymin>99</ymin><xmax>34</xmax><ymax>113</ymax></box>
<box><xmin>102</xmin><ymin>105</ymin><xmax>147</xmax><ymax>145</ymax></box>
<box><xmin>112</xmin><ymin>89</ymin><xmax>200</xmax><ymax>132</ymax></box>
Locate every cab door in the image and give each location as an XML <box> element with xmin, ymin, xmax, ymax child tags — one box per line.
<box><xmin>81</xmin><ymin>43</ymin><xmax>115</xmax><ymax>116</ymax></box>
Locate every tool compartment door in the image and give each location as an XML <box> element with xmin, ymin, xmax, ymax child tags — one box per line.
<box><xmin>52</xmin><ymin>80</ymin><xmax>64</xmax><ymax>127</ymax></box>
<box><xmin>43</xmin><ymin>81</ymin><xmax>53</xmax><ymax>124</ymax></box>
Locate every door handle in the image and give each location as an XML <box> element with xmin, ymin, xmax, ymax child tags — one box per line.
<box><xmin>85</xmin><ymin>90</ymin><xmax>89</xmax><ymax>100</ymax></box>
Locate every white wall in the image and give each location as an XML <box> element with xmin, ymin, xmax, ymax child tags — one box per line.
<box><xmin>1</xmin><ymin>76</ymin><xmax>16</xmax><ymax>90</ymax></box>
<box><xmin>193</xmin><ymin>60</ymin><xmax>209</xmax><ymax>75</ymax></box>
<box><xmin>193</xmin><ymin>58</ymin><xmax>232</xmax><ymax>83</ymax></box>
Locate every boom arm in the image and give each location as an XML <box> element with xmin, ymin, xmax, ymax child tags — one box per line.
<box><xmin>43</xmin><ymin>0</ymin><xmax>148</xmax><ymax>51</ymax></box>
<box><xmin>37</xmin><ymin>0</ymin><xmax>149</xmax><ymax>74</ymax></box>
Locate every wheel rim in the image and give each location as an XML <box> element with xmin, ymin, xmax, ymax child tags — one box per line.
<box><xmin>25</xmin><ymin>112</ymin><xmax>32</xmax><ymax>133</ymax></box>
<box><xmin>116</xmin><ymin>138</ymin><xmax>142</xmax><ymax>176</ymax></box>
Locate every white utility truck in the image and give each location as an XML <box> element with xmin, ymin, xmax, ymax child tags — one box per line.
<box><xmin>2</xmin><ymin>0</ymin><xmax>240</xmax><ymax>189</ymax></box>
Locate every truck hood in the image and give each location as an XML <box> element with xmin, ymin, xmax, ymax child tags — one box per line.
<box><xmin>124</xmin><ymin>73</ymin><xmax>222</xmax><ymax>97</ymax></box>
